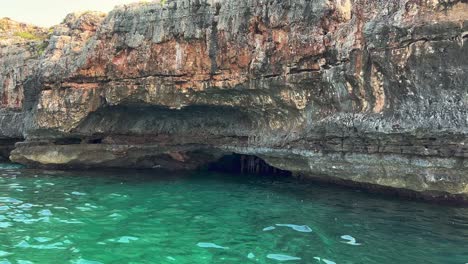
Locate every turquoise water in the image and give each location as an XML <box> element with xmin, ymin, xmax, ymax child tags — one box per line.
<box><xmin>0</xmin><ymin>164</ymin><xmax>467</xmax><ymax>263</ymax></box>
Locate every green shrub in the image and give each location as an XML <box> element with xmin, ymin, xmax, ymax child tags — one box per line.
<box><xmin>37</xmin><ymin>41</ymin><xmax>49</xmax><ymax>56</ymax></box>
<box><xmin>14</xmin><ymin>31</ymin><xmax>44</xmax><ymax>41</ymax></box>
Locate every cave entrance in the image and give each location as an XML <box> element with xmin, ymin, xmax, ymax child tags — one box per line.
<box><xmin>0</xmin><ymin>138</ymin><xmax>23</xmax><ymax>161</ymax></box>
<box><xmin>207</xmin><ymin>153</ymin><xmax>292</xmax><ymax>177</ymax></box>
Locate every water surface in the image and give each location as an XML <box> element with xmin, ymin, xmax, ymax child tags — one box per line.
<box><xmin>0</xmin><ymin>164</ymin><xmax>467</xmax><ymax>263</ymax></box>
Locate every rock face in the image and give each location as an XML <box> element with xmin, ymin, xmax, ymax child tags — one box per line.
<box><xmin>0</xmin><ymin>18</ymin><xmax>49</xmax><ymax>157</ymax></box>
<box><xmin>0</xmin><ymin>1</ymin><xmax>467</xmax><ymax>200</ymax></box>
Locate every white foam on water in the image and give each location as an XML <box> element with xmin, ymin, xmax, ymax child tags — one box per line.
<box><xmin>57</xmin><ymin>219</ymin><xmax>84</xmax><ymax>224</ymax></box>
<box><xmin>247</xmin><ymin>253</ymin><xmax>255</xmax><ymax>259</ymax></box>
<box><xmin>166</xmin><ymin>256</ymin><xmax>176</xmax><ymax>261</ymax></box>
<box><xmin>0</xmin><ymin>197</ymin><xmax>22</xmax><ymax>204</ymax></box>
<box><xmin>76</xmin><ymin>207</ymin><xmax>91</xmax><ymax>211</ymax></box>
<box><xmin>0</xmin><ymin>250</ymin><xmax>11</xmax><ymax>257</ymax></box>
<box><xmin>17</xmin><ymin>260</ymin><xmax>33</xmax><ymax>264</ymax></box>
<box><xmin>340</xmin><ymin>235</ymin><xmax>361</xmax><ymax>245</ymax></box>
<box><xmin>267</xmin><ymin>254</ymin><xmax>301</xmax><ymax>261</ymax></box>
<box><xmin>0</xmin><ymin>222</ymin><xmax>12</xmax><ymax>228</ymax></box>
<box><xmin>109</xmin><ymin>213</ymin><xmax>122</xmax><ymax>218</ymax></box>
<box><xmin>109</xmin><ymin>193</ymin><xmax>126</xmax><ymax>197</ymax></box>
<box><xmin>15</xmin><ymin>240</ymin><xmax>66</xmax><ymax>250</ymax></box>
<box><xmin>196</xmin><ymin>242</ymin><xmax>228</xmax><ymax>249</ymax></box>
<box><xmin>15</xmin><ymin>240</ymin><xmax>30</xmax><ymax>248</ymax></box>
<box><xmin>11</xmin><ymin>213</ymin><xmax>43</xmax><ymax>224</ymax></box>
<box><xmin>276</xmin><ymin>224</ymin><xmax>313</xmax><ymax>232</ymax></box>
<box><xmin>34</xmin><ymin>237</ymin><xmax>52</xmax><ymax>243</ymax></box>
<box><xmin>115</xmin><ymin>236</ymin><xmax>139</xmax><ymax>243</ymax></box>
<box><xmin>263</xmin><ymin>226</ymin><xmax>276</xmax><ymax>231</ymax></box>
<box><xmin>34</xmin><ymin>242</ymin><xmax>66</xmax><ymax>250</ymax></box>
<box><xmin>38</xmin><ymin>209</ymin><xmax>53</xmax><ymax>216</ymax></box>
<box><xmin>73</xmin><ymin>258</ymin><xmax>103</xmax><ymax>264</ymax></box>
<box><xmin>18</xmin><ymin>203</ymin><xmax>33</xmax><ymax>209</ymax></box>
<box><xmin>71</xmin><ymin>192</ymin><xmax>87</xmax><ymax>196</ymax></box>
<box><xmin>314</xmin><ymin>258</ymin><xmax>337</xmax><ymax>264</ymax></box>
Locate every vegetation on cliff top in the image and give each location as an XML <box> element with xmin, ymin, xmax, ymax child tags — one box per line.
<box><xmin>0</xmin><ymin>18</ymin><xmax>49</xmax><ymax>42</ymax></box>
<box><xmin>13</xmin><ymin>31</ymin><xmax>45</xmax><ymax>41</ymax></box>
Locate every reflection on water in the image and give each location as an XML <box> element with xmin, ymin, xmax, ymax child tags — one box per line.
<box><xmin>0</xmin><ymin>163</ymin><xmax>467</xmax><ymax>263</ymax></box>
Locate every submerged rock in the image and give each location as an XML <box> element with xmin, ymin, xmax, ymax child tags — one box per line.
<box><xmin>0</xmin><ymin>0</ymin><xmax>467</xmax><ymax>201</ymax></box>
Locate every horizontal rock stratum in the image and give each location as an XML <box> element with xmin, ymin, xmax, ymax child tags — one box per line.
<box><xmin>1</xmin><ymin>0</ymin><xmax>467</xmax><ymax>201</ymax></box>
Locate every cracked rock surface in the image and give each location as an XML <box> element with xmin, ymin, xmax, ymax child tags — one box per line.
<box><xmin>1</xmin><ymin>0</ymin><xmax>467</xmax><ymax>200</ymax></box>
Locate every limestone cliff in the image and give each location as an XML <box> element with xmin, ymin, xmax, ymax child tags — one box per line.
<box><xmin>0</xmin><ymin>0</ymin><xmax>467</xmax><ymax>200</ymax></box>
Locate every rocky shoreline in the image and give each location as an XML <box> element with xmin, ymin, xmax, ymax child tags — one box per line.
<box><xmin>1</xmin><ymin>0</ymin><xmax>467</xmax><ymax>201</ymax></box>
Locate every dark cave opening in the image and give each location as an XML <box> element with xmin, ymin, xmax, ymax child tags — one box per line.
<box><xmin>53</xmin><ymin>137</ymin><xmax>104</xmax><ymax>145</ymax></box>
<box><xmin>54</xmin><ymin>137</ymin><xmax>82</xmax><ymax>145</ymax></box>
<box><xmin>0</xmin><ymin>138</ymin><xmax>23</xmax><ymax>161</ymax></box>
<box><xmin>86</xmin><ymin>137</ymin><xmax>104</xmax><ymax>144</ymax></box>
<box><xmin>207</xmin><ymin>153</ymin><xmax>292</xmax><ymax>177</ymax></box>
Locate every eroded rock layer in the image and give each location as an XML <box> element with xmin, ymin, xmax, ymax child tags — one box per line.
<box><xmin>1</xmin><ymin>0</ymin><xmax>467</xmax><ymax>200</ymax></box>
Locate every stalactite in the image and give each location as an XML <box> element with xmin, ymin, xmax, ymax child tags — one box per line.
<box><xmin>207</xmin><ymin>154</ymin><xmax>291</xmax><ymax>177</ymax></box>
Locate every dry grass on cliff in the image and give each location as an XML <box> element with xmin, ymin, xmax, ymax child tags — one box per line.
<box><xmin>0</xmin><ymin>18</ymin><xmax>48</xmax><ymax>43</ymax></box>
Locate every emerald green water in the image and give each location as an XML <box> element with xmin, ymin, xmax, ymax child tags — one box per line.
<box><xmin>0</xmin><ymin>164</ymin><xmax>467</xmax><ymax>264</ymax></box>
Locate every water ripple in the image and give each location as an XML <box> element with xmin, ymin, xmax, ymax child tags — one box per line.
<box><xmin>267</xmin><ymin>254</ymin><xmax>301</xmax><ymax>261</ymax></box>
<box><xmin>196</xmin><ymin>242</ymin><xmax>228</xmax><ymax>249</ymax></box>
